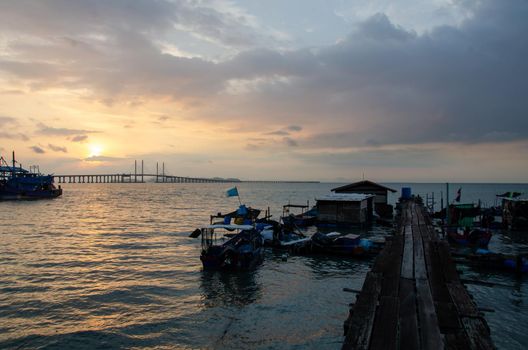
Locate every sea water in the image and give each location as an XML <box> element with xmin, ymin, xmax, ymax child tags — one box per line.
<box><xmin>1</xmin><ymin>183</ymin><xmax>527</xmax><ymax>349</ymax></box>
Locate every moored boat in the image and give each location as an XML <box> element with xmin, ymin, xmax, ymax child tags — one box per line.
<box><xmin>191</xmin><ymin>224</ymin><xmax>264</xmax><ymax>270</ymax></box>
<box><xmin>0</xmin><ymin>152</ymin><xmax>62</xmax><ymax>200</ymax></box>
<box><xmin>281</xmin><ymin>202</ymin><xmax>317</xmax><ymax>227</ymax></box>
<box><xmin>308</xmin><ymin>231</ymin><xmax>380</xmax><ymax>257</ymax></box>
<box><xmin>446</xmin><ymin>227</ymin><xmax>492</xmax><ymax>247</ymax></box>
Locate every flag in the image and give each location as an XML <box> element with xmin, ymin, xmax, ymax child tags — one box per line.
<box><xmin>455</xmin><ymin>188</ymin><xmax>461</xmax><ymax>202</ymax></box>
<box><xmin>226</xmin><ymin>187</ymin><xmax>239</xmax><ymax>197</ymax></box>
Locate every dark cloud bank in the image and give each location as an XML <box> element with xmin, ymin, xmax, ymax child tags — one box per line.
<box><xmin>0</xmin><ymin>0</ymin><xmax>526</xmax><ymax>149</ymax></box>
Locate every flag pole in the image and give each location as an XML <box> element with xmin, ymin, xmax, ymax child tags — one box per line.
<box><xmin>236</xmin><ymin>187</ymin><xmax>242</xmax><ymax>205</ymax></box>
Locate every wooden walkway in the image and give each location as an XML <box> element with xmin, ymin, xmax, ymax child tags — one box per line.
<box><xmin>343</xmin><ymin>200</ymin><xmax>494</xmax><ymax>349</ymax></box>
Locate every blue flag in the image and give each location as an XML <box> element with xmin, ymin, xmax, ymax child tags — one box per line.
<box><xmin>226</xmin><ymin>187</ymin><xmax>239</xmax><ymax>197</ymax></box>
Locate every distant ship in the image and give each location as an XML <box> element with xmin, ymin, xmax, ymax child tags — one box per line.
<box><xmin>0</xmin><ymin>152</ymin><xmax>62</xmax><ymax>200</ymax></box>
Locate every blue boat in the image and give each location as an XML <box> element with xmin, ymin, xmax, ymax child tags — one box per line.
<box><xmin>191</xmin><ymin>224</ymin><xmax>264</xmax><ymax>270</ymax></box>
<box><xmin>0</xmin><ymin>152</ymin><xmax>62</xmax><ymax>200</ymax></box>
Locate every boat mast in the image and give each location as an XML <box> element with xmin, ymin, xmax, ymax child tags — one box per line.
<box><xmin>12</xmin><ymin>151</ymin><xmax>15</xmax><ymax>178</ymax></box>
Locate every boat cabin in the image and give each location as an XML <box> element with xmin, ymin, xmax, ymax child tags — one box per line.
<box><xmin>331</xmin><ymin>180</ymin><xmax>396</xmax><ymax>218</ymax></box>
<box><xmin>316</xmin><ymin>193</ymin><xmax>375</xmax><ymax>225</ymax></box>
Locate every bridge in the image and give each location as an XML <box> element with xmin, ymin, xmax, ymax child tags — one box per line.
<box><xmin>53</xmin><ymin>173</ymin><xmax>238</xmax><ymax>184</ymax></box>
<box><xmin>53</xmin><ymin>160</ymin><xmax>319</xmax><ymax>184</ymax></box>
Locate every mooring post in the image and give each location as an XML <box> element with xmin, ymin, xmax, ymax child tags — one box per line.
<box><xmin>446</xmin><ymin>183</ymin><xmax>450</xmax><ymax>226</ymax></box>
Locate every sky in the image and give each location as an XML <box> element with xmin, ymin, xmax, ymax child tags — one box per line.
<box><xmin>0</xmin><ymin>0</ymin><xmax>526</xmax><ymax>182</ymax></box>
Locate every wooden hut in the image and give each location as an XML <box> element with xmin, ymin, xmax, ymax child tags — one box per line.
<box><xmin>502</xmin><ymin>198</ymin><xmax>528</xmax><ymax>230</ymax></box>
<box><xmin>316</xmin><ymin>193</ymin><xmax>375</xmax><ymax>225</ymax></box>
<box><xmin>331</xmin><ymin>180</ymin><xmax>396</xmax><ymax>218</ymax></box>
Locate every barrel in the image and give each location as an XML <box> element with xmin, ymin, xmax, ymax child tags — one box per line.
<box><xmin>401</xmin><ymin>187</ymin><xmax>412</xmax><ymax>200</ymax></box>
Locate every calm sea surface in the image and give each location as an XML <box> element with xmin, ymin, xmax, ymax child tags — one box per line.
<box><xmin>1</xmin><ymin>182</ymin><xmax>527</xmax><ymax>349</ymax></box>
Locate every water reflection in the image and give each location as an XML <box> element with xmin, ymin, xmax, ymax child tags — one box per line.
<box><xmin>200</xmin><ymin>270</ymin><xmax>262</xmax><ymax>308</ymax></box>
<box><xmin>304</xmin><ymin>255</ymin><xmax>371</xmax><ymax>279</ymax></box>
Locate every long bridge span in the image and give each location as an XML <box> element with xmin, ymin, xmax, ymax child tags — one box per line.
<box><xmin>53</xmin><ymin>173</ymin><xmax>318</xmax><ymax>184</ymax></box>
<box><xmin>53</xmin><ymin>160</ymin><xmax>319</xmax><ymax>184</ymax></box>
<box><xmin>53</xmin><ymin>173</ymin><xmax>235</xmax><ymax>184</ymax></box>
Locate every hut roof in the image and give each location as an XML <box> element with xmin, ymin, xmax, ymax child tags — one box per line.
<box><xmin>316</xmin><ymin>193</ymin><xmax>375</xmax><ymax>202</ymax></box>
<box><xmin>331</xmin><ymin>180</ymin><xmax>397</xmax><ymax>193</ymax></box>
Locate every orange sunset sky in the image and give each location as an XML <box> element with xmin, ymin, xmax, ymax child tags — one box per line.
<box><xmin>1</xmin><ymin>0</ymin><xmax>527</xmax><ymax>182</ymax></box>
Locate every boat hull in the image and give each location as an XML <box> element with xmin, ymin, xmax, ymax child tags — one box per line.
<box><xmin>201</xmin><ymin>248</ymin><xmax>264</xmax><ymax>270</ymax></box>
<box><xmin>0</xmin><ymin>188</ymin><xmax>62</xmax><ymax>200</ymax></box>
<box><xmin>447</xmin><ymin>228</ymin><xmax>492</xmax><ymax>248</ymax></box>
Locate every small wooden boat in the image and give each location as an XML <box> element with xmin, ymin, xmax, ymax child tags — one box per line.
<box><xmin>281</xmin><ymin>202</ymin><xmax>317</xmax><ymax>227</ymax></box>
<box><xmin>191</xmin><ymin>224</ymin><xmax>264</xmax><ymax>270</ymax></box>
<box><xmin>446</xmin><ymin>227</ymin><xmax>492</xmax><ymax>247</ymax></box>
<box><xmin>308</xmin><ymin>232</ymin><xmax>380</xmax><ymax>257</ymax></box>
<box><xmin>456</xmin><ymin>249</ymin><xmax>528</xmax><ymax>274</ymax></box>
<box><xmin>259</xmin><ymin>223</ymin><xmax>311</xmax><ymax>249</ymax></box>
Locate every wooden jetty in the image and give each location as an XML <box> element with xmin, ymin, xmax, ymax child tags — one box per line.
<box><xmin>342</xmin><ymin>199</ymin><xmax>494</xmax><ymax>349</ymax></box>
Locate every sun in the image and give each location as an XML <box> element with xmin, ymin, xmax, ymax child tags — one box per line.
<box><xmin>88</xmin><ymin>144</ymin><xmax>103</xmax><ymax>157</ymax></box>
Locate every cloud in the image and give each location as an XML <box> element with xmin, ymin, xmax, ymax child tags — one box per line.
<box><xmin>287</xmin><ymin>125</ymin><xmax>302</xmax><ymax>132</ymax></box>
<box><xmin>265</xmin><ymin>130</ymin><xmax>289</xmax><ymax>136</ymax></box>
<box><xmin>0</xmin><ymin>116</ymin><xmax>17</xmax><ymax>126</ymax></box>
<box><xmin>36</xmin><ymin>124</ymin><xmax>98</xmax><ymax>136</ymax></box>
<box><xmin>70</xmin><ymin>135</ymin><xmax>88</xmax><ymax>143</ymax></box>
<box><xmin>244</xmin><ymin>143</ymin><xmax>260</xmax><ymax>151</ymax></box>
<box><xmin>48</xmin><ymin>144</ymin><xmax>67</xmax><ymax>153</ymax></box>
<box><xmin>264</xmin><ymin>125</ymin><xmax>302</xmax><ymax>136</ymax></box>
<box><xmin>0</xmin><ymin>0</ymin><xmax>526</xmax><ymax>150</ymax></box>
<box><xmin>283</xmin><ymin>137</ymin><xmax>298</xmax><ymax>147</ymax></box>
<box><xmin>30</xmin><ymin>145</ymin><xmax>45</xmax><ymax>154</ymax></box>
<box><xmin>84</xmin><ymin>155</ymin><xmax>124</xmax><ymax>162</ymax></box>
<box><xmin>0</xmin><ymin>132</ymin><xmax>29</xmax><ymax>141</ymax></box>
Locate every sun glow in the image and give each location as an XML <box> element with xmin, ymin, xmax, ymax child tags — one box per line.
<box><xmin>88</xmin><ymin>144</ymin><xmax>103</xmax><ymax>157</ymax></box>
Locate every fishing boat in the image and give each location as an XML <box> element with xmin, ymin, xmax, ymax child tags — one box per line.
<box><xmin>210</xmin><ymin>204</ymin><xmax>264</xmax><ymax>226</ymax></box>
<box><xmin>281</xmin><ymin>202</ymin><xmax>317</xmax><ymax>227</ymax></box>
<box><xmin>258</xmin><ymin>221</ymin><xmax>311</xmax><ymax>249</ymax></box>
<box><xmin>446</xmin><ymin>227</ymin><xmax>492</xmax><ymax>248</ymax></box>
<box><xmin>190</xmin><ymin>224</ymin><xmax>264</xmax><ymax>270</ymax></box>
<box><xmin>0</xmin><ymin>152</ymin><xmax>62</xmax><ymax>200</ymax></box>
<box><xmin>308</xmin><ymin>232</ymin><xmax>380</xmax><ymax>257</ymax></box>
<box><xmin>457</xmin><ymin>249</ymin><xmax>528</xmax><ymax>274</ymax></box>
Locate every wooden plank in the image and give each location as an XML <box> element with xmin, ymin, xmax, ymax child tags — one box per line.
<box><xmin>460</xmin><ymin>317</ymin><xmax>494</xmax><ymax>350</ymax></box>
<box><xmin>343</xmin><ymin>272</ymin><xmax>382</xmax><ymax>350</ymax></box>
<box><xmin>412</xmin><ymin>205</ymin><xmax>444</xmax><ymax>349</ymax></box>
<box><xmin>413</xmin><ymin>225</ymin><xmax>427</xmax><ymax>280</ymax></box>
<box><xmin>380</xmin><ymin>235</ymin><xmax>403</xmax><ymax>297</ymax></box>
<box><xmin>444</xmin><ymin>330</ymin><xmax>472</xmax><ymax>349</ymax></box>
<box><xmin>399</xmin><ymin>278</ymin><xmax>420</xmax><ymax>350</ymax></box>
<box><xmin>434</xmin><ymin>301</ymin><xmax>461</xmax><ymax>333</ymax></box>
<box><xmin>446</xmin><ymin>283</ymin><xmax>479</xmax><ymax>318</ymax></box>
<box><xmin>437</xmin><ymin>242</ymin><xmax>460</xmax><ymax>282</ymax></box>
<box><xmin>369</xmin><ymin>296</ymin><xmax>399</xmax><ymax>350</ymax></box>
<box><xmin>401</xmin><ymin>224</ymin><xmax>414</xmax><ymax>279</ymax></box>
<box><xmin>416</xmin><ymin>278</ymin><xmax>444</xmax><ymax>349</ymax></box>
